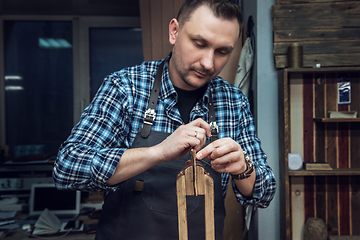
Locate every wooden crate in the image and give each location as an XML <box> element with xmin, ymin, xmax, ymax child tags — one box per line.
<box><xmin>272</xmin><ymin>1</ymin><xmax>360</xmax><ymax>68</ymax></box>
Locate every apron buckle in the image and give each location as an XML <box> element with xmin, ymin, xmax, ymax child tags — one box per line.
<box><xmin>210</xmin><ymin>122</ymin><xmax>218</xmax><ymax>142</ymax></box>
<box><xmin>144</xmin><ymin>108</ymin><xmax>156</xmax><ymax>126</ymax></box>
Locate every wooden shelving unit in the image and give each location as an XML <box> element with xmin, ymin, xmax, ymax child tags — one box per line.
<box><xmin>278</xmin><ymin>67</ymin><xmax>360</xmax><ymax>240</ymax></box>
<box><xmin>314</xmin><ymin>118</ymin><xmax>360</xmax><ymax>123</ymax></box>
<box><xmin>289</xmin><ymin>169</ymin><xmax>360</xmax><ymax>177</ymax></box>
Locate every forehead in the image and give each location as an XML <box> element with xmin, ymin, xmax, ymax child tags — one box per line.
<box><xmin>182</xmin><ymin>5</ymin><xmax>240</xmax><ymax>47</ymax></box>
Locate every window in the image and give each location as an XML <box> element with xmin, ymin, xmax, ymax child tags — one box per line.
<box><xmin>4</xmin><ymin>20</ymin><xmax>73</xmax><ymax>157</ymax></box>
<box><xmin>0</xmin><ymin>17</ymin><xmax>143</xmax><ymax>160</ymax></box>
<box><xmin>90</xmin><ymin>27</ymin><xmax>143</xmax><ymax>99</ymax></box>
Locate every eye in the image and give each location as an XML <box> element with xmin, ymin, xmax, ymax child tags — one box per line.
<box><xmin>216</xmin><ymin>48</ymin><xmax>232</xmax><ymax>56</ymax></box>
<box><xmin>194</xmin><ymin>41</ymin><xmax>205</xmax><ymax>48</ymax></box>
<box><xmin>216</xmin><ymin>50</ymin><xmax>228</xmax><ymax>55</ymax></box>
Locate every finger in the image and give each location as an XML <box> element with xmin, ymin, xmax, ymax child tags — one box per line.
<box><xmin>211</xmin><ymin>160</ymin><xmax>240</xmax><ymax>174</ymax></box>
<box><xmin>190</xmin><ymin>128</ymin><xmax>207</xmax><ymax>152</ymax></box>
<box><xmin>196</xmin><ymin>141</ymin><xmax>218</xmax><ymax>160</ymax></box>
<box><xmin>197</xmin><ymin>138</ymin><xmax>241</xmax><ymax>161</ymax></box>
<box><xmin>211</xmin><ymin>151</ymin><xmax>241</xmax><ymax>166</ymax></box>
<box><xmin>210</xmin><ymin>141</ymin><xmax>240</xmax><ymax>162</ymax></box>
<box><xmin>188</xmin><ymin>118</ymin><xmax>211</xmax><ymax>137</ymax></box>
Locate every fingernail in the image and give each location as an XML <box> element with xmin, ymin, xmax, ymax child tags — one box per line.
<box><xmin>196</xmin><ymin>152</ymin><xmax>202</xmax><ymax>159</ymax></box>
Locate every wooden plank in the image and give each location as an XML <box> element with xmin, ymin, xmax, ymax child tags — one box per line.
<box><xmin>176</xmin><ymin>176</ymin><xmax>188</xmax><ymax>240</ymax></box>
<box><xmin>337</xmin><ymin>122</ymin><xmax>349</xmax><ymax>169</ymax></box>
<box><xmin>314</xmin><ymin>118</ymin><xmax>360</xmax><ymax>123</ymax></box>
<box><xmin>303</xmin><ymin>74</ymin><xmax>314</xmax><ymax>166</ymax></box>
<box><xmin>150</xmin><ymin>0</ymin><xmax>163</xmax><ymax>61</ymax></box>
<box><xmin>325</xmin><ymin>73</ymin><xmax>337</xmax><ymax>169</ymax></box>
<box><xmin>273</xmin><ymin>40</ymin><xmax>360</xmax><ymax>55</ymax></box>
<box><xmin>314</xmin><ymin>73</ymin><xmax>326</xmax><ymax>118</ymax></box>
<box><xmin>285</xmin><ymin>67</ymin><xmax>360</xmax><ymax>73</ymax></box>
<box><xmin>315</xmin><ymin>73</ymin><xmax>326</xmax><ymax>164</ymax></box>
<box><xmin>351</xmin><ymin>176</ymin><xmax>360</xmax><ymax>235</ymax></box>
<box><xmin>315</xmin><ymin>177</ymin><xmax>326</xmax><ymax>222</ymax></box>
<box><xmin>291</xmin><ymin>177</ymin><xmax>305</xmax><ymax>240</ymax></box>
<box><xmin>274</xmin><ymin>28</ymin><xmax>360</xmax><ymax>42</ymax></box>
<box><xmin>303</xmin><ymin>74</ymin><xmax>315</xmax><ymax>228</ymax></box>
<box><xmin>339</xmin><ymin>176</ymin><xmax>350</xmax><ymax>235</ymax></box>
<box><xmin>273</xmin><ymin>16</ymin><xmax>360</xmax><ymax>30</ymax></box>
<box><xmin>195</xmin><ymin>166</ymin><xmax>205</xmax><ymax>195</ymax></box>
<box><xmin>304</xmin><ymin>176</ymin><xmax>315</xmax><ymax>225</ymax></box>
<box><xmin>174</xmin><ymin>0</ymin><xmax>185</xmax><ymax>15</ymax></box>
<box><xmin>290</xmin><ymin>75</ymin><xmax>305</xmax><ymax>240</ymax></box>
<box><xmin>337</xmin><ymin>120</ymin><xmax>351</xmax><ymax>234</ymax></box>
<box><xmin>349</xmin><ymin>72</ymin><xmax>360</xmax><ymax>114</ymax></box>
<box><xmin>272</xmin><ymin>2</ymin><xmax>360</xmax><ymax>19</ymax></box>
<box><xmin>278</xmin><ymin>69</ymin><xmax>291</xmax><ymax>240</ymax></box>
<box><xmin>350</xmin><ymin>73</ymin><xmax>360</xmax><ymax>234</ymax></box>
<box><xmin>275</xmin><ymin>53</ymin><xmax>360</xmax><ymax>68</ymax></box>
<box><xmin>185</xmin><ymin>167</ymin><xmax>195</xmax><ymax>195</ymax></box>
<box><xmin>204</xmin><ymin>174</ymin><xmax>215</xmax><ymax>240</ymax></box>
<box><xmin>161</xmin><ymin>0</ymin><xmax>175</xmax><ymax>58</ymax></box>
<box><xmin>327</xmin><ymin>176</ymin><xmax>339</xmax><ymax>235</ymax></box>
<box><xmin>303</xmin><ymin>74</ymin><xmax>314</xmax><ymax>163</ymax></box>
<box><xmin>289</xmin><ymin>169</ymin><xmax>360</xmax><ymax>176</ymax></box>
<box><xmin>326</xmin><ymin>71</ymin><xmax>340</xmax><ymax>235</ymax></box>
<box><xmin>315</xmin><ymin>122</ymin><xmax>326</xmax><ymax>162</ymax></box>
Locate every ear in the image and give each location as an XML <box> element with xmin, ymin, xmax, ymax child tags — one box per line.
<box><xmin>169</xmin><ymin>18</ymin><xmax>179</xmax><ymax>46</ymax></box>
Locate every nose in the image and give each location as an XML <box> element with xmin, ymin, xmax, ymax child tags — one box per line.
<box><xmin>200</xmin><ymin>50</ymin><xmax>214</xmax><ymax>71</ymax></box>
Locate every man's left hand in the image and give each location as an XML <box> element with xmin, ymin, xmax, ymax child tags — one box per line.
<box><xmin>196</xmin><ymin>137</ymin><xmax>246</xmax><ymax>175</ymax></box>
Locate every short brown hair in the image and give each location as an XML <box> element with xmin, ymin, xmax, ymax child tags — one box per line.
<box><xmin>176</xmin><ymin>0</ymin><xmax>243</xmax><ymax>29</ymax></box>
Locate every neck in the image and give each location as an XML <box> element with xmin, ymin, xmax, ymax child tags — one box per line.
<box><xmin>168</xmin><ymin>56</ymin><xmax>197</xmax><ymax>91</ymax></box>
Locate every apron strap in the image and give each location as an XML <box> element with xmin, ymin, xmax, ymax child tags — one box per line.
<box><xmin>140</xmin><ymin>60</ymin><xmax>219</xmax><ymax>142</ymax></box>
<box><xmin>208</xmin><ymin>93</ymin><xmax>218</xmax><ymax>142</ymax></box>
<box><xmin>141</xmin><ymin>61</ymin><xmax>165</xmax><ymax>138</ymax></box>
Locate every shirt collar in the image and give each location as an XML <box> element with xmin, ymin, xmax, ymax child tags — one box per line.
<box><xmin>159</xmin><ymin>53</ymin><xmax>177</xmax><ymax>101</ymax></box>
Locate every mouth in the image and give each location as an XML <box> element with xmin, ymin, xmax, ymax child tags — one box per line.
<box><xmin>193</xmin><ymin>68</ymin><xmax>212</xmax><ymax>78</ymax></box>
<box><xmin>194</xmin><ymin>70</ymin><xmax>207</xmax><ymax>78</ymax></box>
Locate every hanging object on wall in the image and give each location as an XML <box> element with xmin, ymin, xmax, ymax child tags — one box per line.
<box><xmin>234</xmin><ymin>16</ymin><xmax>255</xmax><ymax>98</ymax></box>
<box><xmin>287</xmin><ymin>43</ymin><xmax>303</xmax><ymax>68</ymax></box>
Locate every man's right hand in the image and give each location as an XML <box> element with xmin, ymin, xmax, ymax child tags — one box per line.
<box><xmin>106</xmin><ymin>118</ymin><xmax>211</xmax><ymax>186</ymax></box>
<box><xmin>155</xmin><ymin>118</ymin><xmax>212</xmax><ymax>163</ymax></box>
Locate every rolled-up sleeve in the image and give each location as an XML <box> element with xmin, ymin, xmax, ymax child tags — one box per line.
<box><xmin>53</xmin><ymin>73</ymin><xmax>133</xmax><ymax>192</ymax></box>
<box><xmin>230</xmin><ymin>95</ymin><xmax>276</xmax><ymax>208</ymax></box>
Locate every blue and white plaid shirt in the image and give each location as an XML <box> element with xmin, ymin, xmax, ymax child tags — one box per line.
<box><xmin>53</xmin><ymin>54</ymin><xmax>276</xmax><ymax>208</ymax></box>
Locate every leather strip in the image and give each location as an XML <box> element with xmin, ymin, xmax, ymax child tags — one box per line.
<box><xmin>141</xmin><ymin>61</ymin><xmax>165</xmax><ymax>138</ymax></box>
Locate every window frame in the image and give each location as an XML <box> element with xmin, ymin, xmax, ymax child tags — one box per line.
<box><xmin>0</xmin><ymin>15</ymin><xmax>141</xmax><ymax>147</ymax></box>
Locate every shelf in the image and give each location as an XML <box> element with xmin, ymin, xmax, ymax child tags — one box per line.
<box><xmin>314</xmin><ymin>118</ymin><xmax>360</xmax><ymax>123</ymax></box>
<box><xmin>285</xmin><ymin>67</ymin><xmax>360</xmax><ymax>74</ymax></box>
<box><xmin>0</xmin><ymin>162</ymin><xmax>54</xmax><ymax>173</ymax></box>
<box><xmin>278</xmin><ymin>67</ymin><xmax>360</xmax><ymax>239</ymax></box>
<box><xmin>289</xmin><ymin>168</ymin><xmax>360</xmax><ymax>176</ymax></box>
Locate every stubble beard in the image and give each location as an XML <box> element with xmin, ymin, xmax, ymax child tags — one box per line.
<box><xmin>171</xmin><ymin>48</ymin><xmax>215</xmax><ymax>90</ymax></box>
<box><xmin>177</xmin><ymin>63</ymin><xmax>215</xmax><ymax>90</ymax></box>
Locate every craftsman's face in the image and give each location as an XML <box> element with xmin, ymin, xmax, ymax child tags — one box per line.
<box><xmin>168</xmin><ymin>5</ymin><xmax>240</xmax><ymax>91</ymax></box>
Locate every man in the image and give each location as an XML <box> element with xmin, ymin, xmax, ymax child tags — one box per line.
<box><xmin>53</xmin><ymin>0</ymin><xmax>276</xmax><ymax>239</ymax></box>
